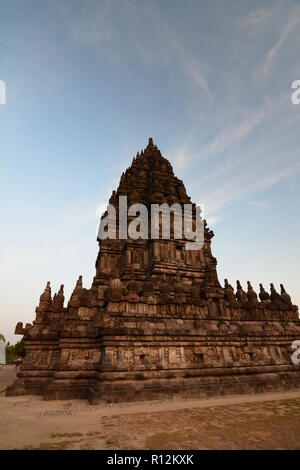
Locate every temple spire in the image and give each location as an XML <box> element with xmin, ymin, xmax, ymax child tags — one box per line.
<box><xmin>39</xmin><ymin>281</ymin><xmax>52</xmax><ymax>309</ymax></box>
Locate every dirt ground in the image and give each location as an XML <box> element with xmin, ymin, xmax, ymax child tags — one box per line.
<box><xmin>1</xmin><ymin>365</ymin><xmax>300</xmax><ymax>450</ymax></box>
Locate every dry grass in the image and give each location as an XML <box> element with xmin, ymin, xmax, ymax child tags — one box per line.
<box><xmin>15</xmin><ymin>397</ymin><xmax>300</xmax><ymax>450</ymax></box>
<box><xmin>2</xmin><ymin>383</ymin><xmax>300</xmax><ymax>450</ymax></box>
<box><xmin>51</xmin><ymin>432</ymin><xmax>83</xmax><ymax>439</ymax></box>
<box><xmin>90</xmin><ymin>398</ymin><xmax>300</xmax><ymax>450</ymax></box>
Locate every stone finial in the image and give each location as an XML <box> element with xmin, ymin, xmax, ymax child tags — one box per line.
<box><xmin>53</xmin><ymin>284</ymin><xmax>64</xmax><ymax>310</ymax></box>
<box><xmin>15</xmin><ymin>322</ymin><xmax>25</xmax><ymax>335</ymax></box>
<box><xmin>270</xmin><ymin>283</ymin><xmax>281</xmax><ymax>304</ymax></box>
<box><xmin>224</xmin><ymin>279</ymin><xmax>236</xmax><ymax>303</ymax></box>
<box><xmin>236</xmin><ymin>280</ymin><xmax>248</xmax><ymax>303</ymax></box>
<box><xmin>259</xmin><ymin>283</ymin><xmax>270</xmax><ymax>302</ymax></box>
<box><xmin>69</xmin><ymin>276</ymin><xmax>83</xmax><ymax>305</ymax></box>
<box><xmin>247</xmin><ymin>281</ymin><xmax>258</xmax><ymax>303</ymax></box>
<box><xmin>57</xmin><ymin>284</ymin><xmax>64</xmax><ymax>302</ymax></box>
<box><xmin>39</xmin><ymin>281</ymin><xmax>52</xmax><ymax>309</ymax></box>
<box><xmin>76</xmin><ymin>275</ymin><xmax>83</xmax><ymax>289</ymax></box>
<box><xmin>280</xmin><ymin>284</ymin><xmax>292</xmax><ymax>306</ymax></box>
<box><xmin>148</xmin><ymin>137</ymin><xmax>153</xmax><ymax>146</ymax></box>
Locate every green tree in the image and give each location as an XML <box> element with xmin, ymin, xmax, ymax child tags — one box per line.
<box><xmin>6</xmin><ymin>343</ymin><xmax>15</xmax><ymax>363</ymax></box>
<box><xmin>5</xmin><ymin>339</ymin><xmax>25</xmax><ymax>363</ymax></box>
<box><xmin>14</xmin><ymin>338</ymin><xmax>25</xmax><ymax>358</ymax></box>
<box><xmin>0</xmin><ymin>333</ymin><xmax>6</xmax><ymax>343</ymax></box>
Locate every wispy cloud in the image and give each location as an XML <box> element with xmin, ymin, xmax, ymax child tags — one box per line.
<box><xmin>170</xmin><ymin>42</ymin><xmax>212</xmax><ymax>100</ymax></box>
<box><xmin>263</xmin><ymin>13</ymin><xmax>299</xmax><ymax>76</ymax></box>
<box><xmin>249</xmin><ymin>200</ymin><xmax>267</xmax><ymax>209</ymax></box>
<box><xmin>206</xmin><ymin>215</ymin><xmax>222</xmax><ymax>227</ymax></box>
<box><xmin>202</xmin><ymin>159</ymin><xmax>300</xmax><ymax>218</ymax></box>
<box><xmin>169</xmin><ymin>108</ymin><xmax>265</xmax><ymax>174</ymax></box>
<box><xmin>204</xmin><ymin>111</ymin><xmax>264</xmax><ymax>156</ymax></box>
<box><xmin>241</xmin><ymin>7</ymin><xmax>275</xmax><ymax>34</ymax></box>
<box><xmin>65</xmin><ymin>1</ymin><xmax>212</xmax><ymax>100</ymax></box>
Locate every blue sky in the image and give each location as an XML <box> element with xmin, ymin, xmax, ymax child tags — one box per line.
<box><xmin>1</xmin><ymin>0</ymin><xmax>300</xmax><ymax>343</ymax></box>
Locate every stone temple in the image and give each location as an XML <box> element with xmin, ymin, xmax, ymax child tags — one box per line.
<box><xmin>7</xmin><ymin>138</ymin><xmax>300</xmax><ymax>403</ymax></box>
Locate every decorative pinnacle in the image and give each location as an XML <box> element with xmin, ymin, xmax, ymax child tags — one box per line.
<box><xmin>76</xmin><ymin>275</ymin><xmax>83</xmax><ymax>289</ymax></box>
<box><xmin>148</xmin><ymin>137</ymin><xmax>153</xmax><ymax>146</ymax></box>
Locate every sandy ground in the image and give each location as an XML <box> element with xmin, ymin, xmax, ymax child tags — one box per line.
<box><xmin>1</xmin><ymin>364</ymin><xmax>300</xmax><ymax>450</ymax></box>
